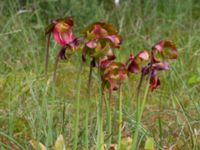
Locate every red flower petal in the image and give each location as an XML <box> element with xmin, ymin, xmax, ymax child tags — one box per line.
<box><xmin>86</xmin><ymin>40</ymin><xmax>97</xmax><ymax>48</ymax></box>
<box><xmin>100</xmin><ymin>58</ymin><xmax>113</xmax><ymax>69</ymax></box>
<box><xmin>128</xmin><ymin>51</ymin><xmax>149</xmax><ymax>73</ymax></box>
<box><xmin>62</xmin><ymin>30</ymin><xmax>74</xmax><ymax>44</ymax></box>
<box><xmin>136</xmin><ymin>51</ymin><xmax>149</xmax><ymax>60</ymax></box>
<box><xmin>119</xmin><ymin>70</ymin><xmax>127</xmax><ymax>80</ymax></box>
<box><xmin>65</xmin><ymin>16</ymin><xmax>73</xmax><ymax>26</ymax></box>
<box><xmin>150</xmin><ymin>75</ymin><xmax>160</xmax><ymax>91</ymax></box>
<box><xmin>53</xmin><ymin>28</ymin><xmax>66</xmax><ymax>45</ymax></box>
<box><xmin>152</xmin><ymin>62</ymin><xmax>170</xmax><ymax>71</ymax></box>
<box><xmin>128</xmin><ymin>60</ymin><xmax>140</xmax><ymax>73</ymax></box>
<box><xmin>53</xmin><ymin>28</ymin><xmax>75</xmax><ymax>46</ymax></box>
<box><xmin>92</xmin><ymin>24</ymin><xmax>108</xmax><ymax>38</ymax></box>
<box><xmin>153</xmin><ymin>41</ymin><xmax>164</xmax><ymax>52</ymax></box>
<box><xmin>105</xmin><ymin>35</ymin><xmax>122</xmax><ymax>47</ymax></box>
<box><xmin>109</xmin><ymin>79</ymin><xmax>119</xmax><ymax>91</ymax></box>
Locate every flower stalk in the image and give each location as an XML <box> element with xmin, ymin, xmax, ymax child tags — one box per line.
<box><xmin>85</xmin><ymin>59</ymin><xmax>94</xmax><ymax>149</ymax></box>
<box><xmin>73</xmin><ymin>60</ymin><xmax>83</xmax><ymax>150</ymax></box>
<box><xmin>118</xmin><ymin>85</ymin><xmax>123</xmax><ymax>149</ymax></box>
<box><xmin>132</xmin><ymin>76</ymin><xmax>150</xmax><ymax>150</ymax></box>
<box><xmin>45</xmin><ymin>33</ymin><xmax>51</xmax><ymax>76</ymax></box>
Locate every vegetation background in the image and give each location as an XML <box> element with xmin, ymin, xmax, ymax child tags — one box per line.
<box><xmin>0</xmin><ymin>0</ymin><xmax>200</xmax><ymax>149</ymax></box>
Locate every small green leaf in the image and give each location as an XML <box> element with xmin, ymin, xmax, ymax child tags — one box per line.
<box><xmin>188</xmin><ymin>74</ymin><xmax>200</xmax><ymax>84</ymax></box>
<box><xmin>144</xmin><ymin>137</ymin><xmax>154</xmax><ymax>150</ymax></box>
<box><xmin>53</xmin><ymin>135</ymin><xmax>66</xmax><ymax>150</ymax></box>
<box><xmin>29</xmin><ymin>140</ymin><xmax>47</xmax><ymax>150</ymax></box>
<box><xmin>121</xmin><ymin>137</ymin><xmax>132</xmax><ymax>150</ymax></box>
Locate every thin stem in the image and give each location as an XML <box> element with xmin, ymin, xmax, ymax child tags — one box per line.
<box><xmin>85</xmin><ymin>60</ymin><xmax>93</xmax><ymax>150</ymax></box>
<box><xmin>136</xmin><ymin>73</ymin><xmax>144</xmax><ymax>101</ymax></box>
<box><xmin>118</xmin><ymin>85</ymin><xmax>123</xmax><ymax>149</ymax></box>
<box><xmin>53</xmin><ymin>50</ymin><xmax>60</xmax><ymax>82</ymax></box>
<box><xmin>107</xmin><ymin>91</ymin><xmax>112</xmax><ymax>146</ymax></box>
<box><xmin>132</xmin><ymin>77</ymin><xmax>150</xmax><ymax>150</ymax></box>
<box><xmin>73</xmin><ymin>60</ymin><xmax>83</xmax><ymax>150</ymax></box>
<box><xmin>88</xmin><ymin>60</ymin><xmax>93</xmax><ymax>97</ymax></box>
<box><xmin>158</xmin><ymin>98</ymin><xmax>163</xmax><ymax>148</ymax></box>
<box><xmin>45</xmin><ymin>33</ymin><xmax>51</xmax><ymax>76</ymax></box>
<box><xmin>97</xmin><ymin>65</ymin><xmax>104</xmax><ymax>150</ymax></box>
<box><xmin>53</xmin><ymin>46</ymin><xmax>66</xmax><ymax>81</ymax></box>
<box><xmin>62</xmin><ymin>101</ymin><xmax>66</xmax><ymax>134</ymax></box>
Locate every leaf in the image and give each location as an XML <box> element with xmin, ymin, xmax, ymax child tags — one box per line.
<box><xmin>144</xmin><ymin>137</ymin><xmax>154</xmax><ymax>150</ymax></box>
<box><xmin>121</xmin><ymin>137</ymin><xmax>132</xmax><ymax>150</ymax></box>
<box><xmin>188</xmin><ymin>74</ymin><xmax>200</xmax><ymax>84</ymax></box>
<box><xmin>29</xmin><ymin>140</ymin><xmax>47</xmax><ymax>150</ymax></box>
<box><xmin>53</xmin><ymin>135</ymin><xmax>66</xmax><ymax>150</ymax></box>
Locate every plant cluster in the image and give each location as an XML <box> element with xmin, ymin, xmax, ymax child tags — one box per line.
<box><xmin>42</xmin><ymin>16</ymin><xmax>178</xmax><ymax>150</ymax></box>
<box><xmin>45</xmin><ymin>16</ymin><xmax>178</xmax><ymax>93</ymax></box>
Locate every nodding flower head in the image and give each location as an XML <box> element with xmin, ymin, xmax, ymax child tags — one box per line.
<box><xmin>45</xmin><ymin>17</ymin><xmax>78</xmax><ymax>48</ymax></box>
<box><xmin>101</xmin><ymin>61</ymin><xmax>128</xmax><ymax>91</ymax></box>
<box><xmin>82</xmin><ymin>22</ymin><xmax>122</xmax><ymax>61</ymax></box>
<box><xmin>152</xmin><ymin>40</ymin><xmax>178</xmax><ymax>61</ymax></box>
<box><xmin>45</xmin><ymin>17</ymin><xmax>79</xmax><ymax>81</ymax></box>
<box><xmin>142</xmin><ymin>61</ymin><xmax>170</xmax><ymax>91</ymax></box>
<box><xmin>127</xmin><ymin>51</ymin><xmax>149</xmax><ymax>73</ymax></box>
<box><xmin>140</xmin><ymin>40</ymin><xmax>178</xmax><ymax>91</ymax></box>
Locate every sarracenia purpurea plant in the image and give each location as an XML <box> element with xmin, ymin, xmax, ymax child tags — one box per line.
<box><xmin>40</xmin><ymin>16</ymin><xmax>178</xmax><ymax>150</ymax></box>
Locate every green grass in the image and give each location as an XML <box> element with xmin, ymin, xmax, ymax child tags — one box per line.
<box><xmin>0</xmin><ymin>0</ymin><xmax>200</xmax><ymax>149</ymax></box>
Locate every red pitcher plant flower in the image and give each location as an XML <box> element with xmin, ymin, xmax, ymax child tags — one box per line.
<box><xmin>100</xmin><ymin>50</ymin><xmax>149</xmax><ymax>92</ymax></box>
<box><xmin>127</xmin><ymin>51</ymin><xmax>150</xmax><ymax>73</ymax></box>
<box><xmin>82</xmin><ymin>22</ymin><xmax>122</xmax><ymax>94</ymax></box>
<box><xmin>45</xmin><ymin>17</ymin><xmax>77</xmax><ymax>47</ymax></box>
<box><xmin>141</xmin><ymin>40</ymin><xmax>178</xmax><ymax>91</ymax></box>
<box><xmin>100</xmin><ymin>60</ymin><xmax>128</xmax><ymax>91</ymax></box>
<box><xmin>82</xmin><ymin>22</ymin><xmax>122</xmax><ymax>64</ymax></box>
<box><xmin>45</xmin><ymin>17</ymin><xmax>78</xmax><ymax>81</ymax></box>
